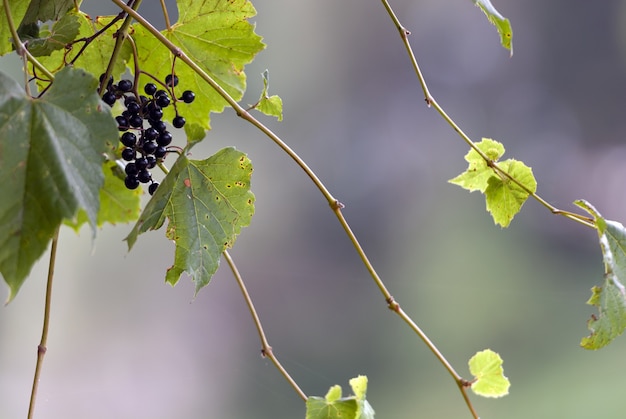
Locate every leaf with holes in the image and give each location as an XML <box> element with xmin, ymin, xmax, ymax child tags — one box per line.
<box><xmin>0</xmin><ymin>67</ymin><xmax>117</xmax><ymax>301</ymax></box>
<box><xmin>126</xmin><ymin>148</ymin><xmax>255</xmax><ymax>294</ymax></box>
<box><xmin>132</xmin><ymin>0</ymin><xmax>265</xmax><ymax>138</ymax></box>
<box><xmin>576</xmin><ymin>200</ymin><xmax>626</xmax><ymax>349</ymax></box>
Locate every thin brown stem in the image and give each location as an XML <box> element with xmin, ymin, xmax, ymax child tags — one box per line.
<box><xmin>27</xmin><ymin>227</ymin><xmax>60</xmax><ymax>419</ymax></box>
<box><xmin>159</xmin><ymin>0</ymin><xmax>171</xmax><ymax>31</ymax></box>
<box><xmin>223</xmin><ymin>251</ymin><xmax>307</xmax><ymax>401</ymax></box>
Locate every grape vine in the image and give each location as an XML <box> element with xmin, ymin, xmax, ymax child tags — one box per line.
<box><xmin>1</xmin><ymin>0</ymin><xmax>626</xmax><ymax>418</ymax></box>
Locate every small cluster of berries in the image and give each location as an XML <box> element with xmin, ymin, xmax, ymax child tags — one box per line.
<box><xmin>100</xmin><ymin>74</ymin><xmax>195</xmax><ymax>195</ymax></box>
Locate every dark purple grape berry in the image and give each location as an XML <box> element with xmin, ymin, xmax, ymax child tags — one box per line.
<box><xmin>144</xmin><ymin>127</ymin><xmax>159</xmax><ymax>141</ymax></box>
<box><xmin>124</xmin><ymin>162</ymin><xmax>138</xmax><ymax>176</ymax></box>
<box><xmin>148</xmin><ymin>182</ymin><xmax>159</xmax><ymax>195</ymax></box>
<box><xmin>124</xmin><ymin>175</ymin><xmax>140</xmax><ymax>190</ymax></box>
<box><xmin>118</xmin><ymin>79</ymin><xmax>133</xmax><ymax>92</ymax></box>
<box><xmin>129</xmin><ymin>114</ymin><xmax>144</xmax><ymax>128</ymax></box>
<box><xmin>165</xmin><ymin>74</ymin><xmax>179</xmax><ymax>87</ymax></box>
<box><xmin>157</xmin><ymin>131</ymin><xmax>172</xmax><ymax>146</ymax></box>
<box><xmin>102</xmin><ymin>91</ymin><xmax>116</xmax><ymax>106</ymax></box>
<box><xmin>146</xmin><ymin>155</ymin><xmax>157</xmax><ymax>169</ymax></box>
<box><xmin>155</xmin><ymin>89</ymin><xmax>168</xmax><ymax>98</ymax></box>
<box><xmin>135</xmin><ymin>157</ymin><xmax>149</xmax><ymax>170</ymax></box>
<box><xmin>149</xmin><ymin>107</ymin><xmax>163</xmax><ymax>121</ymax></box>
<box><xmin>181</xmin><ymin>90</ymin><xmax>195</xmax><ymax>103</ymax></box>
<box><xmin>142</xmin><ymin>140</ymin><xmax>157</xmax><ymax>155</ymax></box>
<box><xmin>156</xmin><ymin>94</ymin><xmax>171</xmax><ymax>108</ymax></box>
<box><xmin>172</xmin><ymin>116</ymin><xmax>186</xmax><ymax>128</ymax></box>
<box><xmin>121</xmin><ymin>147</ymin><xmax>136</xmax><ymax>161</ymax></box>
<box><xmin>115</xmin><ymin>115</ymin><xmax>129</xmax><ymax>131</ymax></box>
<box><xmin>154</xmin><ymin>146</ymin><xmax>167</xmax><ymax>159</ymax></box>
<box><xmin>137</xmin><ymin>169</ymin><xmax>152</xmax><ymax>183</ymax></box>
<box><xmin>150</xmin><ymin>120</ymin><xmax>167</xmax><ymax>133</ymax></box>
<box><xmin>144</xmin><ymin>83</ymin><xmax>157</xmax><ymax>95</ymax></box>
<box><xmin>120</xmin><ymin>132</ymin><xmax>137</xmax><ymax>147</ymax></box>
<box><xmin>126</xmin><ymin>101</ymin><xmax>141</xmax><ymax>114</ymax></box>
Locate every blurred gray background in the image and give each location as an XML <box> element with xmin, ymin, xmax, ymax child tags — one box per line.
<box><xmin>3</xmin><ymin>0</ymin><xmax>626</xmax><ymax>417</ymax></box>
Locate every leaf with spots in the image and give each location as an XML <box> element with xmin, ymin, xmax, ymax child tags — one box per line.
<box><xmin>473</xmin><ymin>0</ymin><xmax>513</xmax><ymax>55</ymax></box>
<box><xmin>125</xmin><ymin>148</ymin><xmax>255</xmax><ymax>294</ymax></box>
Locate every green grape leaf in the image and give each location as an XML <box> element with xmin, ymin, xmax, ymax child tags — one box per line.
<box><xmin>468</xmin><ymin>349</ymin><xmax>510</xmax><ymax>398</ymax></box>
<box><xmin>255</xmin><ymin>70</ymin><xmax>283</xmax><ymax>121</ymax></box>
<box><xmin>575</xmin><ymin>200</ymin><xmax>626</xmax><ymax>349</ymax></box>
<box><xmin>449</xmin><ymin>138</ymin><xmax>536</xmax><ymax>227</ymax></box>
<box><xmin>484</xmin><ymin>159</ymin><xmax>536</xmax><ymax>227</ymax></box>
<box><xmin>449</xmin><ymin>138</ymin><xmax>504</xmax><ymax>193</ymax></box>
<box><xmin>306</xmin><ymin>376</ymin><xmax>375</xmax><ymax>419</ymax></box>
<box><xmin>0</xmin><ymin>67</ymin><xmax>118</xmax><ymax>302</ymax></box>
<box><xmin>132</xmin><ymin>0</ymin><xmax>265</xmax><ymax>138</ymax></box>
<box><xmin>37</xmin><ymin>13</ymin><xmax>131</xmax><ymax>85</ymax></box>
<box><xmin>0</xmin><ymin>1</ymin><xmax>29</xmax><ymax>55</ymax></box>
<box><xmin>23</xmin><ymin>12</ymin><xmax>81</xmax><ymax>57</ymax></box>
<box><xmin>473</xmin><ymin>0</ymin><xmax>513</xmax><ymax>55</ymax></box>
<box><xmin>126</xmin><ymin>148</ymin><xmax>255</xmax><ymax>294</ymax></box>
<box><xmin>66</xmin><ymin>161</ymin><xmax>142</xmax><ymax>229</ymax></box>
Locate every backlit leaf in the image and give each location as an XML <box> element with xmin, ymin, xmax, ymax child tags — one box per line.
<box><xmin>132</xmin><ymin>0</ymin><xmax>265</xmax><ymax>138</ymax></box>
<box><xmin>0</xmin><ymin>1</ymin><xmax>29</xmax><ymax>55</ymax></box>
<box><xmin>255</xmin><ymin>70</ymin><xmax>283</xmax><ymax>121</ymax></box>
<box><xmin>306</xmin><ymin>376</ymin><xmax>375</xmax><ymax>419</ymax></box>
<box><xmin>0</xmin><ymin>67</ymin><xmax>118</xmax><ymax>301</ymax></box>
<box><xmin>468</xmin><ymin>349</ymin><xmax>510</xmax><ymax>398</ymax></box>
<box><xmin>449</xmin><ymin>138</ymin><xmax>536</xmax><ymax>227</ymax></box>
<box><xmin>126</xmin><ymin>148</ymin><xmax>255</xmax><ymax>294</ymax></box>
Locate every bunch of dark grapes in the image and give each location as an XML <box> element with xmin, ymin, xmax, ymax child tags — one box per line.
<box><xmin>100</xmin><ymin>74</ymin><xmax>196</xmax><ymax>195</ymax></box>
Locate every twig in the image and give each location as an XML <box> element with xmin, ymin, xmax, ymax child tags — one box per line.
<box><xmin>223</xmin><ymin>251</ymin><xmax>307</xmax><ymax>401</ymax></box>
<box><xmin>27</xmin><ymin>227</ymin><xmax>60</xmax><ymax>419</ymax></box>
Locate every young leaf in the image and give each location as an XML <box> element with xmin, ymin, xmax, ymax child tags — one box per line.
<box><xmin>484</xmin><ymin>159</ymin><xmax>536</xmax><ymax>227</ymax></box>
<box><xmin>449</xmin><ymin>138</ymin><xmax>536</xmax><ymax>227</ymax></box>
<box><xmin>126</xmin><ymin>148</ymin><xmax>255</xmax><ymax>295</ymax></box>
<box><xmin>36</xmin><ymin>13</ymin><xmax>131</xmax><ymax>85</ymax></box>
<box><xmin>0</xmin><ymin>67</ymin><xmax>118</xmax><ymax>301</ymax></box>
<box><xmin>449</xmin><ymin>138</ymin><xmax>504</xmax><ymax>193</ymax></box>
<box><xmin>472</xmin><ymin>0</ymin><xmax>513</xmax><ymax>55</ymax></box>
<box><xmin>468</xmin><ymin>349</ymin><xmax>510</xmax><ymax>398</ymax></box>
<box><xmin>132</xmin><ymin>0</ymin><xmax>265</xmax><ymax>136</ymax></box>
<box><xmin>255</xmin><ymin>70</ymin><xmax>283</xmax><ymax>121</ymax></box>
<box><xmin>575</xmin><ymin>200</ymin><xmax>626</xmax><ymax>349</ymax></box>
<box><xmin>306</xmin><ymin>375</ymin><xmax>375</xmax><ymax>419</ymax></box>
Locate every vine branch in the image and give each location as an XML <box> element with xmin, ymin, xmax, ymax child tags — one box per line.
<box><xmin>223</xmin><ymin>250</ymin><xmax>307</xmax><ymax>402</ymax></box>
<box><xmin>109</xmin><ymin>0</ymin><xmax>471</xmax><ymax>414</ymax></box>
<box><xmin>380</xmin><ymin>0</ymin><xmax>594</xmax><ymax>230</ymax></box>
<box><xmin>27</xmin><ymin>227</ymin><xmax>60</xmax><ymax>419</ymax></box>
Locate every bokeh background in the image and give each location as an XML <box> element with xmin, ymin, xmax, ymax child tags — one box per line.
<box><xmin>3</xmin><ymin>0</ymin><xmax>626</xmax><ymax>417</ymax></box>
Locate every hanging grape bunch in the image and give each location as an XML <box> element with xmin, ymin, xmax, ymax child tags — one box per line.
<box><xmin>100</xmin><ymin>73</ymin><xmax>196</xmax><ymax>195</ymax></box>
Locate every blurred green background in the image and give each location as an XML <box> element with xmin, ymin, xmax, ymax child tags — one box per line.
<box><xmin>3</xmin><ymin>0</ymin><xmax>626</xmax><ymax>417</ymax></box>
